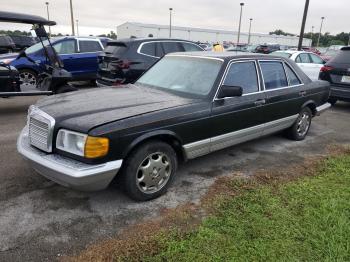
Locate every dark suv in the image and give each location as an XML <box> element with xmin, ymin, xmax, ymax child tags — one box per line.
<box><xmin>0</xmin><ymin>35</ymin><xmax>16</xmax><ymax>54</ymax></box>
<box><xmin>319</xmin><ymin>46</ymin><xmax>350</xmax><ymax>105</ymax></box>
<box><xmin>256</xmin><ymin>44</ymin><xmax>280</xmax><ymax>54</ymax></box>
<box><xmin>10</xmin><ymin>35</ymin><xmax>37</xmax><ymax>51</ymax></box>
<box><xmin>97</xmin><ymin>38</ymin><xmax>204</xmax><ymax>85</ymax></box>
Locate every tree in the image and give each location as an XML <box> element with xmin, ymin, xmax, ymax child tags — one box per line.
<box><xmin>269</xmin><ymin>29</ymin><xmax>295</xmax><ymax>36</ymax></box>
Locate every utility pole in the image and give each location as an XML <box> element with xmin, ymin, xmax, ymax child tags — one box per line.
<box><xmin>70</xmin><ymin>0</ymin><xmax>75</xmax><ymax>36</ymax></box>
<box><xmin>45</xmin><ymin>2</ymin><xmax>51</xmax><ymax>36</ymax></box>
<box><xmin>248</xmin><ymin>18</ymin><xmax>253</xmax><ymax>45</ymax></box>
<box><xmin>169</xmin><ymin>8</ymin><xmax>173</xmax><ymax>38</ymax></box>
<box><xmin>298</xmin><ymin>0</ymin><xmax>310</xmax><ymax>50</ymax></box>
<box><xmin>317</xmin><ymin>17</ymin><xmax>325</xmax><ymax>48</ymax></box>
<box><xmin>311</xmin><ymin>25</ymin><xmax>314</xmax><ymax>47</ymax></box>
<box><xmin>76</xmin><ymin>19</ymin><xmax>79</xmax><ymax>36</ymax></box>
<box><xmin>237</xmin><ymin>2</ymin><xmax>244</xmax><ymax>45</ymax></box>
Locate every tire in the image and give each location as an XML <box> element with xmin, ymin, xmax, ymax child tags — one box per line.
<box><xmin>286</xmin><ymin>107</ymin><xmax>313</xmax><ymax>141</ymax></box>
<box><xmin>328</xmin><ymin>98</ymin><xmax>337</xmax><ymax>106</ymax></box>
<box><xmin>19</xmin><ymin>69</ymin><xmax>38</xmax><ymax>90</ymax></box>
<box><xmin>56</xmin><ymin>85</ymin><xmax>78</xmax><ymax>94</ymax></box>
<box><xmin>120</xmin><ymin>140</ymin><xmax>178</xmax><ymax>201</ymax></box>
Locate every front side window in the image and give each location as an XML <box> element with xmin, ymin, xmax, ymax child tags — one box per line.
<box><xmin>136</xmin><ymin>56</ymin><xmax>222</xmax><ymax>97</ymax></box>
<box><xmin>182</xmin><ymin>42</ymin><xmax>203</xmax><ymax>52</ymax></box>
<box><xmin>79</xmin><ymin>40</ymin><xmax>103</xmax><ymax>52</ymax></box>
<box><xmin>260</xmin><ymin>61</ymin><xmax>288</xmax><ymax>90</ymax></box>
<box><xmin>223</xmin><ymin>61</ymin><xmax>259</xmax><ymax>94</ymax></box>
<box><xmin>53</xmin><ymin>39</ymin><xmax>77</xmax><ymax>54</ymax></box>
<box><xmin>285</xmin><ymin>63</ymin><xmax>302</xmax><ymax>86</ymax></box>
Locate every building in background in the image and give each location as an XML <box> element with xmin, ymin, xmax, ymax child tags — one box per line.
<box><xmin>117</xmin><ymin>22</ymin><xmax>312</xmax><ymax>47</ymax></box>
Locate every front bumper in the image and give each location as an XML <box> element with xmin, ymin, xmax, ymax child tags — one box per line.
<box><xmin>17</xmin><ymin>127</ymin><xmax>123</xmax><ymax>191</ymax></box>
<box><xmin>316</xmin><ymin>102</ymin><xmax>331</xmax><ymax>116</ymax></box>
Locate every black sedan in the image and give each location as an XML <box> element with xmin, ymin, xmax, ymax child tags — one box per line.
<box><xmin>319</xmin><ymin>46</ymin><xmax>350</xmax><ymax>105</ymax></box>
<box><xmin>18</xmin><ymin>52</ymin><xmax>331</xmax><ymax>201</ymax></box>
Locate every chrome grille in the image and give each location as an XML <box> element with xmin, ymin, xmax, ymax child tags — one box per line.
<box><xmin>28</xmin><ymin>107</ymin><xmax>55</xmax><ymax>153</ymax></box>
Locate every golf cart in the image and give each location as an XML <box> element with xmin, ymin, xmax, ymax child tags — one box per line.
<box><xmin>0</xmin><ymin>11</ymin><xmax>75</xmax><ymax>97</ymax></box>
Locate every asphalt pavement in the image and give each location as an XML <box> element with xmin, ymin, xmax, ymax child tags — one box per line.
<box><xmin>1</xmin><ymin>96</ymin><xmax>350</xmax><ymax>261</ymax></box>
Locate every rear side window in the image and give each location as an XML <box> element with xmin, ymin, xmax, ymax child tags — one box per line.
<box><xmin>182</xmin><ymin>42</ymin><xmax>203</xmax><ymax>52</ymax></box>
<box><xmin>296</xmin><ymin>53</ymin><xmax>311</xmax><ymax>63</ymax></box>
<box><xmin>260</xmin><ymin>61</ymin><xmax>288</xmax><ymax>90</ymax></box>
<box><xmin>284</xmin><ymin>63</ymin><xmax>302</xmax><ymax>86</ymax></box>
<box><xmin>162</xmin><ymin>42</ymin><xmax>183</xmax><ymax>54</ymax></box>
<box><xmin>53</xmin><ymin>39</ymin><xmax>77</xmax><ymax>54</ymax></box>
<box><xmin>79</xmin><ymin>40</ymin><xmax>103</xmax><ymax>52</ymax></box>
<box><xmin>223</xmin><ymin>61</ymin><xmax>259</xmax><ymax>94</ymax></box>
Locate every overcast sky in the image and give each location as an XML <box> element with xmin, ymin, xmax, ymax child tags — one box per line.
<box><xmin>0</xmin><ymin>0</ymin><xmax>347</xmax><ymax>36</ymax></box>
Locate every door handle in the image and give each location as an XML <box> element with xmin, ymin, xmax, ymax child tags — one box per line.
<box><xmin>254</xmin><ymin>99</ymin><xmax>266</xmax><ymax>106</ymax></box>
<box><xmin>299</xmin><ymin>91</ymin><xmax>307</xmax><ymax>96</ymax></box>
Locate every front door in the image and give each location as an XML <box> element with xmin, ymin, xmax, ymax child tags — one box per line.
<box><xmin>210</xmin><ymin>60</ymin><xmax>266</xmax><ymax>152</ymax></box>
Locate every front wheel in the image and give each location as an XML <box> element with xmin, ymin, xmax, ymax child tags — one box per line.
<box><xmin>120</xmin><ymin>141</ymin><xmax>178</xmax><ymax>201</ymax></box>
<box><xmin>19</xmin><ymin>69</ymin><xmax>38</xmax><ymax>90</ymax></box>
<box><xmin>286</xmin><ymin>107</ymin><xmax>312</xmax><ymax>141</ymax></box>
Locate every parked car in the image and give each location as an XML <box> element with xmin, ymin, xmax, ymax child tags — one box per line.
<box><xmin>18</xmin><ymin>52</ymin><xmax>331</xmax><ymax>201</ymax></box>
<box><xmin>272</xmin><ymin>51</ymin><xmax>326</xmax><ymax>80</ymax></box>
<box><xmin>198</xmin><ymin>43</ymin><xmax>212</xmax><ymax>51</ymax></box>
<box><xmin>10</xmin><ymin>35</ymin><xmax>37</xmax><ymax>52</ymax></box>
<box><xmin>97</xmin><ymin>38</ymin><xmax>204</xmax><ymax>85</ymax></box>
<box><xmin>227</xmin><ymin>44</ymin><xmax>248</xmax><ymax>52</ymax></box>
<box><xmin>256</xmin><ymin>44</ymin><xmax>280</xmax><ymax>54</ymax></box>
<box><xmin>0</xmin><ymin>62</ymin><xmax>20</xmax><ymax>94</ymax></box>
<box><xmin>0</xmin><ymin>35</ymin><xmax>16</xmax><ymax>54</ymax></box>
<box><xmin>0</xmin><ymin>36</ymin><xmax>105</xmax><ymax>89</ymax></box>
<box><xmin>301</xmin><ymin>47</ymin><xmax>321</xmax><ymax>55</ymax></box>
<box><xmin>319</xmin><ymin>46</ymin><xmax>350</xmax><ymax>105</ymax></box>
<box><xmin>320</xmin><ymin>46</ymin><xmax>345</xmax><ymax>62</ymax></box>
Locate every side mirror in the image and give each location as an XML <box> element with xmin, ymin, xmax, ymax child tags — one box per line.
<box><xmin>218</xmin><ymin>85</ymin><xmax>243</xmax><ymax>99</ymax></box>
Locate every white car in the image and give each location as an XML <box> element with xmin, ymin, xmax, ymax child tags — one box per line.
<box><xmin>272</xmin><ymin>50</ymin><xmax>326</xmax><ymax>81</ymax></box>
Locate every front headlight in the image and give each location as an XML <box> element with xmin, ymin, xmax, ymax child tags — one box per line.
<box><xmin>56</xmin><ymin>129</ymin><xmax>109</xmax><ymax>158</ymax></box>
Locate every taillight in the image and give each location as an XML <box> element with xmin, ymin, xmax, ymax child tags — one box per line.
<box><xmin>320</xmin><ymin>66</ymin><xmax>334</xmax><ymax>72</ymax></box>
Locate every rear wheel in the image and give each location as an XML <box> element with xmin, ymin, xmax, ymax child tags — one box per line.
<box><xmin>120</xmin><ymin>140</ymin><xmax>178</xmax><ymax>201</ymax></box>
<box><xmin>286</xmin><ymin>107</ymin><xmax>312</xmax><ymax>141</ymax></box>
<box><xmin>19</xmin><ymin>69</ymin><xmax>38</xmax><ymax>90</ymax></box>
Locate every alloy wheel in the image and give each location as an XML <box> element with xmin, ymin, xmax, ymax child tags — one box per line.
<box><xmin>19</xmin><ymin>71</ymin><xmax>37</xmax><ymax>89</ymax></box>
<box><xmin>296</xmin><ymin>112</ymin><xmax>311</xmax><ymax>137</ymax></box>
<box><xmin>136</xmin><ymin>152</ymin><xmax>172</xmax><ymax>194</ymax></box>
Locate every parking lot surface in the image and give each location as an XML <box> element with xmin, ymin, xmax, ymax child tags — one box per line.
<box><xmin>1</xmin><ymin>96</ymin><xmax>350</xmax><ymax>261</ymax></box>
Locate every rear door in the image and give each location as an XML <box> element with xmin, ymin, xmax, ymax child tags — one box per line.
<box><xmin>210</xmin><ymin>60</ymin><xmax>266</xmax><ymax>152</ymax></box>
<box><xmin>259</xmin><ymin>60</ymin><xmax>305</xmax><ymax>135</ymax></box>
<box><xmin>295</xmin><ymin>53</ymin><xmax>315</xmax><ymax>79</ymax></box>
<box><xmin>307</xmin><ymin>53</ymin><xmax>325</xmax><ymax>80</ymax></box>
<box><xmin>75</xmin><ymin>39</ymin><xmax>104</xmax><ymax>79</ymax></box>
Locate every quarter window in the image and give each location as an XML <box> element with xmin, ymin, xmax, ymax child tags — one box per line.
<box><xmin>223</xmin><ymin>61</ymin><xmax>259</xmax><ymax>94</ymax></box>
<box><xmin>140</xmin><ymin>42</ymin><xmax>157</xmax><ymax>57</ymax></box>
<box><xmin>260</xmin><ymin>61</ymin><xmax>288</xmax><ymax>90</ymax></box>
<box><xmin>79</xmin><ymin>40</ymin><xmax>103</xmax><ymax>52</ymax></box>
<box><xmin>285</xmin><ymin>63</ymin><xmax>302</xmax><ymax>86</ymax></box>
<box><xmin>182</xmin><ymin>42</ymin><xmax>203</xmax><ymax>52</ymax></box>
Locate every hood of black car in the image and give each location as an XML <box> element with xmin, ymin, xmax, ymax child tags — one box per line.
<box><xmin>36</xmin><ymin>85</ymin><xmax>197</xmax><ymax>133</ymax></box>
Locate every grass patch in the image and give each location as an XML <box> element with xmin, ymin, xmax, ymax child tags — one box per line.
<box><xmin>145</xmin><ymin>155</ymin><xmax>350</xmax><ymax>262</ymax></box>
<box><xmin>69</xmin><ymin>150</ymin><xmax>350</xmax><ymax>262</ymax></box>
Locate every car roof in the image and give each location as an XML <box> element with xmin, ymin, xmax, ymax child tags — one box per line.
<box><xmin>274</xmin><ymin>50</ymin><xmax>313</xmax><ymax>55</ymax></box>
<box><xmin>108</xmin><ymin>38</ymin><xmax>200</xmax><ymax>44</ymax></box>
<box><xmin>166</xmin><ymin>51</ymin><xmax>285</xmax><ymax>61</ymax></box>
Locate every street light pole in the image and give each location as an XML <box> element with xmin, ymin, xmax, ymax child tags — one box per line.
<box><xmin>297</xmin><ymin>0</ymin><xmax>310</xmax><ymax>51</ymax></box>
<box><xmin>70</xmin><ymin>0</ymin><xmax>75</xmax><ymax>36</ymax></box>
<box><xmin>76</xmin><ymin>19</ymin><xmax>79</xmax><ymax>36</ymax></box>
<box><xmin>237</xmin><ymin>2</ymin><xmax>244</xmax><ymax>45</ymax></box>
<box><xmin>45</xmin><ymin>2</ymin><xmax>51</xmax><ymax>36</ymax></box>
<box><xmin>169</xmin><ymin>8</ymin><xmax>173</xmax><ymax>38</ymax></box>
<box><xmin>317</xmin><ymin>17</ymin><xmax>325</xmax><ymax>48</ymax></box>
<box><xmin>311</xmin><ymin>25</ymin><xmax>314</xmax><ymax>47</ymax></box>
<box><xmin>248</xmin><ymin>18</ymin><xmax>253</xmax><ymax>45</ymax></box>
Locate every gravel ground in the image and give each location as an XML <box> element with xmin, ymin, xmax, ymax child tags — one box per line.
<box><xmin>0</xmin><ymin>96</ymin><xmax>350</xmax><ymax>261</ymax></box>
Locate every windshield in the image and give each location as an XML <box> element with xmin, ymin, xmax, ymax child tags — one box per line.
<box><xmin>271</xmin><ymin>51</ymin><xmax>292</xmax><ymax>58</ymax></box>
<box><xmin>25</xmin><ymin>39</ymin><xmax>49</xmax><ymax>54</ymax></box>
<box><xmin>136</xmin><ymin>56</ymin><xmax>222</xmax><ymax>98</ymax></box>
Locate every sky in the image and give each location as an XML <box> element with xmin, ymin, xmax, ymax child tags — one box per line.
<box><xmin>0</xmin><ymin>0</ymin><xmax>347</xmax><ymax>36</ymax></box>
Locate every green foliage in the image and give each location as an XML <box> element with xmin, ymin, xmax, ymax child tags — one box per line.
<box><xmin>145</xmin><ymin>155</ymin><xmax>350</xmax><ymax>261</ymax></box>
<box><xmin>0</xmin><ymin>30</ymin><xmax>30</xmax><ymax>36</ymax></box>
<box><xmin>98</xmin><ymin>31</ymin><xmax>117</xmax><ymax>39</ymax></box>
<box><xmin>269</xmin><ymin>29</ymin><xmax>295</xmax><ymax>36</ymax></box>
